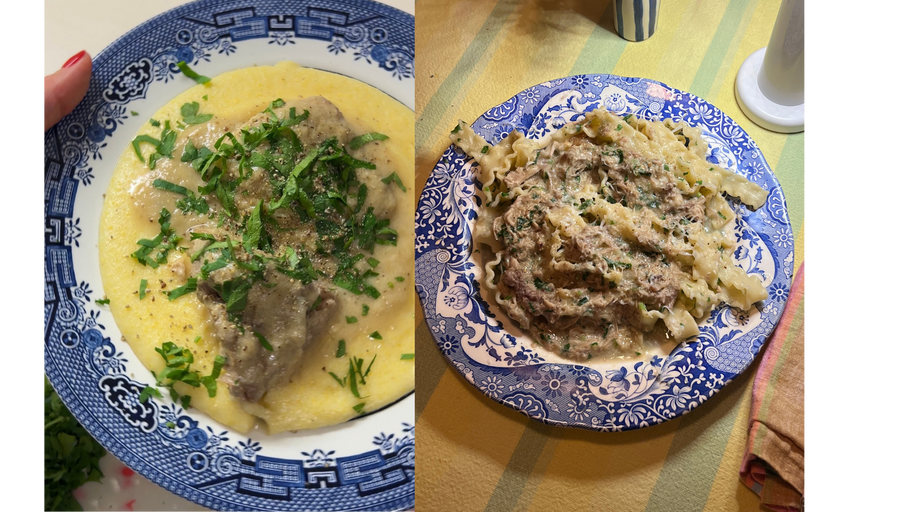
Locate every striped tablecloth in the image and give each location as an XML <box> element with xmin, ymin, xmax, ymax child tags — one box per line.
<box><xmin>414</xmin><ymin>1</ymin><xmax>804</xmax><ymax>511</ymax></box>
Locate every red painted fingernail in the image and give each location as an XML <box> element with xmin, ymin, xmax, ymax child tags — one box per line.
<box><xmin>63</xmin><ymin>50</ymin><xmax>87</xmax><ymax>68</ymax></box>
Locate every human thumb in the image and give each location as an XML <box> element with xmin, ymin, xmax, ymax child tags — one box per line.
<box><xmin>45</xmin><ymin>51</ymin><xmax>92</xmax><ymax>131</ymax></box>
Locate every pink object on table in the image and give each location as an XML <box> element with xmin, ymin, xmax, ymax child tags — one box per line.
<box><xmin>740</xmin><ymin>264</ymin><xmax>805</xmax><ymax>511</ymax></box>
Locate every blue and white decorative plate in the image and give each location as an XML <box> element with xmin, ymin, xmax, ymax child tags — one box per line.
<box><xmin>44</xmin><ymin>1</ymin><xmax>414</xmax><ymax>510</ymax></box>
<box><xmin>415</xmin><ymin>75</ymin><xmax>794</xmax><ymax>432</ymax></box>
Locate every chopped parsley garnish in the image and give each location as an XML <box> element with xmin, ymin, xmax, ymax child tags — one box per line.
<box><xmin>253</xmin><ymin>331</ymin><xmax>273</xmax><ymax>351</ymax></box>
<box><xmin>369</xmin><ymin>331</ymin><xmax>382</xmax><ymax>340</ymax></box>
<box><xmin>167</xmin><ymin>278</ymin><xmax>198</xmax><ymax>301</ymax></box>
<box><xmin>400</xmin><ymin>353</ymin><xmax>415</xmax><ymax>360</ymax></box>
<box><xmin>145</xmin><ymin>341</ymin><xmax>225</xmax><ymax>408</ymax></box>
<box><xmin>139</xmin><ymin>279</ymin><xmax>148</xmax><ymax>299</ymax></box>
<box><xmin>349</xmin><ymin>132</ymin><xmax>388</xmax><ymax>150</ymax></box>
<box><xmin>128</xmin><ymin>100</ymin><xmax>399</xmax><ymax>340</ymax></box>
<box><xmin>328</xmin><ymin>354</ymin><xmax>376</xmax><ymax>402</ymax></box>
<box><xmin>577</xmin><ymin>297</ymin><xmax>589</xmax><ymax>306</ymax></box>
<box><xmin>176</xmin><ymin>60</ymin><xmax>211</xmax><ymax>84</ymax></box>
<box><xmin>200</xmin><ymin>355</ymin><xmax>225</xmax><ymax>397</ymax></box>
<box><xmin>132</xmin><ymin>121</ymin><xmax>177</xmax><ymax>169</ymax></box>
<box><xmin>362</xmin><ymin>304</ymin><xmax>370</xmax><ymax>316</ymax></box>
<box><xmin>94</xmin><ymin>298</ymin><xmax>110</xmax><ymax>305</ymax></box>
<box><xmin>353</xmin><ymin>403</ymin><xmax>366</xmax><ymax>414</ymax></box>
<box><xmin>180</xmin><ymin>101</ymin><xmax>213</xmax><ymax>125</ymax></box>
<box><xmin>381</xmin><ymin>172</ymin><xmax>407</xmax><ymax>193</ymax></box>
<box><xmin>481</xmin><ymin>145</ymin><xmax>489</xmax><ymax>154</ymax></box>
<box><xmin>131</xmin><ymin>208</ymin><xmax>181</xmax><ymax>268</ymax></box>
<box><xmin>336</xmin><ymin>339</ymin><xmax>346</xmax><ymax>358</ymax></box>
<box><xmin>346</xmin><ymin>316</ymin><xmax>358</xmax><ymax>324</ymax></box>
<box><xmin>603</xmin><ymin>257</ymin><xmax>632</xmax><ymax>270</ymax></box>
<box><xmin>153</xmin><ymin>179</ymin><xmax>209</xmax><ymax>214</ymax></box>
<box><xmin>533</xmin><ymin>277</ymin><xmax>551</xmax><ymax>291</ymax></box>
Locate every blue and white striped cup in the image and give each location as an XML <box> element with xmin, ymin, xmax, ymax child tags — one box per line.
<box><xmin>614</xmin><ymin>0</ymin><xmax>661</xmax><ymax>42</ymax></box>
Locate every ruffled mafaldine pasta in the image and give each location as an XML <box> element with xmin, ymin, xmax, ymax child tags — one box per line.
<box><xmin>450</xmin><ymin>109</ymin><xmax>769</xmax><ymax>361</ymax></box>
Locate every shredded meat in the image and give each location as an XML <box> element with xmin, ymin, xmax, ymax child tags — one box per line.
<box><xmin>492</xmin><ymin>137</ymin><xmax>705</xmax><ymax>361</ymax></box>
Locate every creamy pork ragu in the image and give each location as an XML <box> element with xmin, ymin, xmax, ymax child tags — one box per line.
<box><xmin>451</xmin><ymin>110</ymin><xmax>768</xmax><ymax>362</ymax></box>
<box><xmin>99</xmin><ymin>63</ymin><xmax>415</xmax><ymax>434</ymax></box>
<box><xmin>493</xmin><ymin>136</ymin><xmax>698</xmax><ymax>359</ymax></box>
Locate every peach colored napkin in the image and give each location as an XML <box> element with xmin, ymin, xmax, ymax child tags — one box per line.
<box><xmin>741</xmin><ymin>264</ymin><xmax>805</xmax><ymax>511</ymax></box>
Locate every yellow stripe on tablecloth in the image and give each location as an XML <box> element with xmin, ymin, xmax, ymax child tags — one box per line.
<box><xmin>416</xmin><ymin>7</ymin><xmax>525</xmax><ymax>180</ymax></box>
<box><xmin>701</xmin><ymin>0</ymin><xmax>764</xmax><ymax>101</ymax></box>
<box><xmin>416</xmin><ymin>0</ymin><xmax>523</xmax><ymax>160</ymax></box>
<box><xmin>712</xmin><ymin>0</ymin><xmax>788</xmax><ymax>165</ymax></box>
<box><xmin>509</xmin><ymin>434</ymin><xmax>563</xmax><ymax>512</ymax></box>
<box><xmin>415</xmin><ymin>368</ymin><xmax>530</xmax><ymax>511</ymax></box>
<box><xmin>654</xmin><ymin>1</ymin><xmax>735</xmax><ymax>89</ymax></box>
<box><xmin>514</xmin><ymin>1</ymin><xmax>607</xmax><ymax>85</ymax></box>
<box><xmin>523</xmin><ymin>424</ymin><xmax>677</xmax><ymax>512</ymax></box>
<box><xmin>612</xmin><ymin>2</ymin><xmax>692</xmax><ymax>80</ymax></box>
<box><xmin>415</xmin><ymin>0</ymin><xmax>499</xmax><ymax>116</ymax></box>
<box><xmin>701</xmin><ymin>368</ymin><xmax>763</xmax><ymax>511</ymax></box>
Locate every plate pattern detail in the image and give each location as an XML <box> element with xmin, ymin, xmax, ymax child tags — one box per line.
<box><xmin>415</xmin><ymin>74</ymin><xmax>794</xmax><ymax>432</ymax></box>
<box><xmin>45</xmin><ymin>1</ymin><xmax>414</xmax><ymax>510</ymax></box>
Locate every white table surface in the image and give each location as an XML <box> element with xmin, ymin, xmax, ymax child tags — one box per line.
<box><xmin>44</xmin><ymin>1</ymin><xmax>414</xmax><ymax>510</ymax></box>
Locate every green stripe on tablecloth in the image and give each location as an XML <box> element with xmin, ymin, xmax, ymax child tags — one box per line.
<box><xmin>687</xmin><ymin>0</ymin><xmax>752</xmax><ymax>98</ymax></box>
<box><xmin>569</xmin><ymin>7</ymin><xmax>627</xmax><ymax>76</ymax></box>
<box><xmin>483</xmin><ymin>420</ymin><xmax>555</xmax><ymax>512</ymax></box>
<box><xmin>415</xmin><ymin>319</ymin><xmax>449</xmax><ymax>421</ymax></box>
<box><xmin>415</xmin><ymin>0</ymin><xmax>518</xmax><ymax>151</ymax></box>
<box><xmin>774</xmin><ymin>133</ymin><xmax>804</xmax><ymax>235</ymax></box>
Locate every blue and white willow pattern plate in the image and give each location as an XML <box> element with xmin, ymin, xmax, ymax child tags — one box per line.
<box><xmin>416</xmin><ymin>75</ymin><xmax>794</xmax><ymax>432</ymax></box>
<box><xmin>44</xmin><ymin>1</ymin><xmax>414</xmax><ymax>510</ymax></box>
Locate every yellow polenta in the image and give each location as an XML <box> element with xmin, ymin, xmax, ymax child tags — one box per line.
<box><xmin>99</xmin><ymin>62</ymin><xmax>414</xmax><ymax>434</ymax></box>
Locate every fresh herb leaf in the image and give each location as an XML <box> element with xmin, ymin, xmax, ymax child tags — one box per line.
<box><xmin>167</xmin><ymin>278</ymin><xmax>198</xmax><ymax>301</ymax></box>
<box><xmin>400</xmin><ymin>353</ymin><xmax>415</xmax><ymax>360</ymax></box>
<box><xmin>349</xmin><ymin>132</ymin><xmax>388</xmax><ymax>150</ymax></box>
<box><xmin>381</xmin><ymin>172</ymin><xmax>407</xmax><ymax>193</ymax></box>
<box><xmin>131</xmin><ymin>208</ymin><xmax>181</xmax><ymax>268</ymax></box>
<box><xmin>329</xmin><ymin>372</ymin><xmax>346</xmax><ymax>387</ymax></box>
<box><xmin>369</xmin><ymin>331</ymin><xmax>382</xmax><ymax>340</ymax></box>
<box><xmin>200</xmin><ymin>355</ymin><xmax>225</xmax><ymax>397</ymax></box>
<box><xmin>94</xmin><ymin>298</ymin><xmax>110</xmax><ymax>305</ymax></box>
<box><xmin>176</xmin><ymin>60</ymin><xmax>211</xmax><ymax>84</ymax></box>
<box><xmin>336</xmin><ymin>339</ymin><xmax>346</xmax><ymax>358</ymax></box>
<box><xmin>346</xmin><ymin>316</ymin><xmax>358</xmax><ymax>324</ymax></box>
<box><xmin>139</xmin><ymin>279</ymin><xmax>148</xmax><ymax>299</ymax></box>
<box><xmin>180</xmin><ymin>101</ymin><xmax>214</xmax><ymax>124</ymax></box>
<box><xmin>253</xmin><ymin>331</ymin><xmax>273</xmax><ymax>351</ymax></box>
<box><xmin>139</xmin><ymin>385</ymin><xmax>163</xmax><ymax>403</ymax></box>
